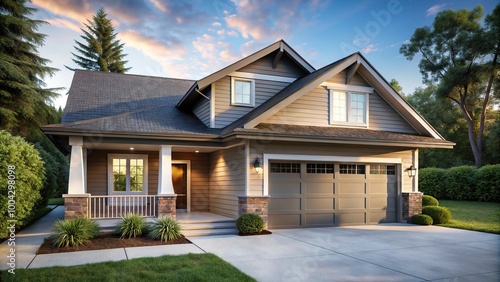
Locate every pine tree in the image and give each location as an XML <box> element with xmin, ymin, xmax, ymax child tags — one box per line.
<box><xmin>68</xmin><ymin>8</ymin><xmax>130</xmax><ymax>73</ymax></box>
<box><xmin>0</xmin><ymin>0</ymin><xmax>59</xmax><ymax>135</ymax></box>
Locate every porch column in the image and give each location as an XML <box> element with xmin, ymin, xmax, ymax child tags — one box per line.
<box><xmin>238</xmin><ymin>196</ymin><xmax>269</xmax><ymax>229</ymax></box>
<box><xmin>157</xmin><ymin>145</ymin><xmax>177</xmax><ymax>218</ymax></box>
<box><xmin>402</xmin><ymin>192</ymin><xmax>423</xmax><ymax>222</ymax></box>
<box><xmin>63</xmin><ymin>136</ymin><xmax>89</xmax><ymax>219</ymax></box>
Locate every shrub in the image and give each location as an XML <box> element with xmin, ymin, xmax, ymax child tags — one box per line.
<box><xmin>114</xmin><ymin>213</ymin><xmax>147</xmax><ymax>238</ymax></box>
<box><xmin>422</xmin><ymin>206</ymin><xmax>452</xmax><ymax>224</ymax></box>
<box><xmin>236</xmin><ymin>214</ymin><xmax>264</xmax><ymax>234</ymax></box>
<box><xmin>412</xmin><ymin>214</ymin><xmax>433</xmax><ymax>225</ymax></box>
<box><xmin>422</xmin><ymin>195</ymin><xmax>439</xmax><ymax>207</ymax></box>
<box><xmin>0</xmin><ymin>131</ymin><xmax>45</xmax><ymax>238</ymax></box>
<box><xmin>418</xmin><ymin>168</ymin><xmax>446</xmax><ymax>199</ymax></box>
<box><xmin>148</xmin><ymin>216</ymin><xmax>182</xmax><ymax>241</ymax></box>
<box><xmin>34</xmin><ymin>144</ymin><xmax>57</xmax><ymax>209</ymax></box>
<box><xmin>50</xmin><ymin>218</ymin><xmax>100</xmax><ymax>247</ymax></box>
<box><xmin>476</xmin><ymin>164</ymin><xmax>500</xmax><ymax>202</ymax></box>
<box><xmin>444</xmin><ymin>166</ymin><xmax>476</xmax><ymax>201</ymax></box>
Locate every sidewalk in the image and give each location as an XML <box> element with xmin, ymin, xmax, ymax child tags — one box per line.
<box><xmin>0</xmin><ymin>206</ymin><xmax>204</xmax><ymax>270</ymax></box>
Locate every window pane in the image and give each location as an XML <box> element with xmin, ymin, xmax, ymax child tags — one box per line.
<box><xmin>130</xmin><ymin>158</ymin><xmax>144</xmax><ymax>192</ymax></box>
<box><xmin>349</xmin><ymin>93</ymin><xmax>366</xmax><ymax>123</ymax></box>
<box><xmin>235</xmin><ymin>80</ymin><xmax>252</xmax><ymax>104</ymax></box>
<box><xmin>112</xmin><ymin>158</ymin><xmax>127</xmax><ymax>191</ymax></box>
<box><xmin>270</xmin><ymin>163</ymin><xmax>301</xmax><ymax>173</ymax></box>
<box><xmin>332</xmin><ymin>91</ymin><xmax>347</xmax><ymax>122</ymax></box>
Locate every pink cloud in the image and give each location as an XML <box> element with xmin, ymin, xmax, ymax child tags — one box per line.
<box><xmin>426</xmin><ymin>4</ymin><xmax>446</xmax><ymax>17</ymax></box>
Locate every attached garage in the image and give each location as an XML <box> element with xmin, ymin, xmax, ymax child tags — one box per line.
<box><xmin>268</xmin><ymin>162</ymin><xmax>398</xmax><ymax>228</ymax></box>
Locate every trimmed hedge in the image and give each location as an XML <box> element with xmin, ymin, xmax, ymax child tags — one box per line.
<box><xmin>412</xmin><ymin>214</ymin><xmax>433</xmax><ymax>225</ymax></box>
<box><xmin>422</xmin><ymin>206</ymin><xmax>452</xmax><ymax>224</ymax></box>
<box><xmin>419</xmin><ymin>165</ymin><xmax>500</xmax><ymax>202</ymax></box>
<box><xmin>422</xmin><ymin>195</ymin><xmax>439</xmax><ymax>207</ymax></box>
<box><xmin>236</xmin><ymin>214</ymin><xmax>264</xmax><ymax>234</ymax></box>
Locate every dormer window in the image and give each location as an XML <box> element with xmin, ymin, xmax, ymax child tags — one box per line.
<box><xmin>231</xmin><ymin>77</ymin><xmax>255</xmax><ymax>107</ymax></box>
<box><xmin>330</xmin><ymin>91</ymin><xmax>368</xmax><ymax>126</ymax></box>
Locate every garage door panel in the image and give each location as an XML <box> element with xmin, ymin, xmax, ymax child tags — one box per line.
<box><xmin>269</xmin><ymin>197</ymin><xmax>301</xmax><ymax>211</ymax></box>
<box><xmin>270</xmin><ymin>183</ymin><xmax>301</xmax><ymax>195</ymax></box>
<box><xmin>305</xmin><ymin>197</ymin><xmax>334</xmax><ymax>210</ymax></box>
<box><xmin>369</xmin><ymin>211</ymin><xmax>394</xmax><ymax>223</ymax></box>
<box><xmin>370</xmin><ymin>197</ymin><xmax>388</xmax><ymax>210</ymax></box>
<box><xmin>306</xmin><ymin>213</ymin><xmax>335</xmax><ymax>226</ymax></box>
<box><xmin>337</xmin><ymin>212</ymin><xmax>366</xmax><ymax>225</ymax></box>
<box><xmin>338</xmin><ymin>197</ymin><xmax>366</xmax><ymax>209</ymax></box>
<box><xmin>305</xmin><ymin>182</ymin><xmax>334</xmax><ymax>194</ymax></box>
<box><xmin>268</xmin><ymin>214</ymin><xmax>301</xmax><ymax>228</ymax></box>
<box><xmin>338</xmin><ymin>182</ymin><xmax>366</xmax><ymax>194</ymax></box>
<box><xmin>370</xmin><ymin>182</ymin><xmax>390</xmax><ymax>194</ymax></box>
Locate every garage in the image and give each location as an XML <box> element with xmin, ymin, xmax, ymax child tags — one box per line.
<box><xmin>268</xmin><ymin>162</ymin><xmax>398</xmax><ymax>228</ymax></box>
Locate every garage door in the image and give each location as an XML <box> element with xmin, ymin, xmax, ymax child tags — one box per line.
<box><xmin>268</xmin><ymin>162</ymin><xmax>397</xmax><ymax>228</ymax></box>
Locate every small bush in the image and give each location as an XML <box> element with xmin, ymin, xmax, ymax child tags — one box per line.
<box><xmin>422</xmin><ymin>206</ymin><xmax>452</xmax><ymax>224</ymax></box>
<box><xmin>418</xmin><ymin>168</ymin><xmax>447</xmax><ymax>199</ymax></box>
<box><xmin>444</xmin><ymin>166</ymin><xmax>476</xmax><ymax>201</ymax></box>
<box><xmin>236</xmin><ymin>214</ymin><xmax>264</xmax><ymax>234</ymax></box>
<box><xmin>50</xmin><ymin>218</ymin><xmax>100</xmax><ymax>247</ymax></box>
<box><xmin>148</xmin><ymin>216</ymin><xmax>182</xmax><ymax>241</ymax></box>
<box><xmin>422</xmin><ymin>195</ymin><xmax>439</xmax><ymax>207</ymax></box>
<box><xmin>114</xmin><ymin>213</ymin><xmax>147</xmax><ymax>238</ymax></box>
<box><xmin>412</xmin><ymin>214</ymin><xmax>433</xmax><ymax>225</ymax></box>
<box><xmin>476</xmin><ymin>164</ymin><xmax>500</xmax><ymax>202</ymax></box>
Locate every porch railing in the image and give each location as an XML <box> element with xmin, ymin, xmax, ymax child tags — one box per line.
<box><xmin>89</xmin><ymin>195</ymin><xmax>157</xmax><ymax>219</ymax></box>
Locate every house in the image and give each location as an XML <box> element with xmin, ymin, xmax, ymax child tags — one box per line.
<box><xmin>42</xmin><ymin>40</ymin><xmax>454</xmax><ymax>229</ymax></box>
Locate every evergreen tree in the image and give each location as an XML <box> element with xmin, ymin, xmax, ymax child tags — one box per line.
<box><xmin>0</xmin><ymin>0</ymin><xmax>59</xmax><ymax>135</ymax></box>
<box><xmin>68</xmin><ymin>8</ymin><xmax>130</xmax><ymax>73</ymax></box>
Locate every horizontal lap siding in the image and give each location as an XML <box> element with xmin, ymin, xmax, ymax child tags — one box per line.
<box><xmin>172</xmin><ymin>152</ymin><xmax>209</xmax><ymax>212</ymax></box>
<box><xmin>369</xmin><ymin>91</ymin><xmax>417</xmax><ymax>133</ymax></box>
<box><xmin>326</xmin><ymin>71</ymin><xmax>370</xmax><ymax>86</ymax></box>
<box><xmin>193</xmin><ymin>88</ymin><xmax>211</xmax><ymax>127</ymax></box>
<box><xmin>236</xmin><ymin>52</ymin><xmax>307</xmax><ymax>78</ymax></box>
<box><xmin>209</xmin><ymin>146</ymin><xmax>246</xmax><ymax>218</ymax></box>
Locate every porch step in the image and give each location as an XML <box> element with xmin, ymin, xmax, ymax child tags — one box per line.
<box><xmin>179</xmin><ymin>220</ymin><xmax>238</xmax><ymax>237</ymax></box>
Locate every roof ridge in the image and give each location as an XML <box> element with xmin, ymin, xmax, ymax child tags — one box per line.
<box><xmin>74</xmin><ymin>69</ymin><xmax>197</xmax><ymax>82</ymax></box>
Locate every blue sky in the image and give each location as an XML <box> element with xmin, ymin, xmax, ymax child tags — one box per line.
<box><xmin>29</xmin><ymin>0</ymin><xmax>497</xmax><ymax>109</ymax></box>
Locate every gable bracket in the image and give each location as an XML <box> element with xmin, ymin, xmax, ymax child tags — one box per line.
<box><xmin>345</xmin><ymin>62</ymin><xmax>361</xmax><ymax>84</ymax></box>
<box><xmin>195</xmin><ymin>88</ymin><xmax>210</xmax><ymax>100</ymax></box>
<box><xmin>272</xmin><ymin>42</ymin><xmax>284</xmax><ymax>69</ymax></box>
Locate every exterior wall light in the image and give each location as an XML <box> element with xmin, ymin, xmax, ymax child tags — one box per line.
<box><xmin>253</xmin><ymin>158</ymin><xmax>262</xmax><ymax>173</ymax></box>
<box><xmin>405</xmin><ymin>165</ymin><xmax>417</xmax><ymax>178</ymax></box>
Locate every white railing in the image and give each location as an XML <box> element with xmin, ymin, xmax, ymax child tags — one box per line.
<box><xmin>89</xmin><ymin>195</ymin><xmax>157</xmax><ymax>219</ymax></box>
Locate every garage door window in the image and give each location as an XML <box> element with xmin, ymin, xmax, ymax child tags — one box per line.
<box><xmin>270</xmin><ymin>163</ymin><xmax>301</xmax><ymax>173</ymax></box>
<box><xmin>306</xmin><ymin>163</ymin><xmax>334</xmax><ymax>174</ymax></box>
<box><xmin>370</xmin><ymin>165</ymin><xmax>396</xmax><ymax>175</ymax></box>
<box><xmin>339</xmin><ymin>164</ymin><xmax>365</xmax><ymax>174</ymax></box>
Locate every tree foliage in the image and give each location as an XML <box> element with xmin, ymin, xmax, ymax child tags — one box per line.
<box><xmin>0</xmin><ymin>0</ymin><xmax>60</xmax><ymax>135</ymax></box>
<box><xmin>400</xmin><ymin>4</ymin><xmax>500</xmax><ymax>167</ymax></box>
<box><xmin>68</xmin><ymin>8</ymin><xmax>129</xmax><ymax>73</ymax></box>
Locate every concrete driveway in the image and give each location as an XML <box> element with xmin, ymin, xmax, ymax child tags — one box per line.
<box><xmin>188</xmin><ymin>224</ymin><xmax>500</xmax><ymax>282</ymax></box>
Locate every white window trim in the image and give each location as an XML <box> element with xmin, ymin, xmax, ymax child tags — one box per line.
<box><xmin>231</xmin><ymin>77</ymin><xmax>255</xmax><ymax>107</ymax></box>
<box><xmin>107</xmin><ymin>154</ymin><xmax>148</xmax><ymax>195</ymax></box>
<box><xmin>329</xmin><ymin>90</ymin><xmax>370</xmax><ymax>128</ymax></box>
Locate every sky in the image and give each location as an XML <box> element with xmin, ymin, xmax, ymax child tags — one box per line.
<box><xmin>28</xmin><ymin>0</ymin><xmax>498</xmax><ymax>110</ymax></box>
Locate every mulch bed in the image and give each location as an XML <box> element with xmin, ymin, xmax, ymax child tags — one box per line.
<box><xmin>238</xmin><ymin>230</ymin><xmax>272</xmax><ymax>236</ymax></box>
<box><xmin>37</xmin><ymin>232</ymin><xmax>191</xmax><ymax>254</ymax></box>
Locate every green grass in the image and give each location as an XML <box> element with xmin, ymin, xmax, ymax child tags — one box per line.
<box><xmin>0</xmin><ymin>253</ymin><xmax>256</xmax><ymax>281</ymax></box>
<box><xmin>438</xmin><ymin>200</ymin><xmax>500</xmax><ymax>234</ymax></box>
<box><xmin>48</xmin><ymin>198</ymin><xmax>64</xmax><ymax>205</ymax></box>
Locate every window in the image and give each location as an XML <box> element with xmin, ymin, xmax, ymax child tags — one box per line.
<box><xmin>231</xmin><ymin>77</ymin><xmax>255</xmax><ymax>106</ymax></box>
<box><xmin>370</xmin><ymin>165</ymin><xmax>396</xmax><ymax>175</ymax></box>
<box><xmin>270</xmin><ymin>163</ymin><xmax>301</xmax><ymax>173</ymax></box>
<box><xmin>330</xmin><ymin>91</ymin><xmax>368</xmax><ymax>126</ymax></box>
<box><xmin>307</xmin><ymin>163</ymin><xmax>334</xmax><ymax>174</ymax></box>
<box><xmin>108</xmin><ymin>154</ymin><xmax>148</xmax><ymax>194</ymax></box>
<box><xmin>339</xmin><ymin>164</ymin><xmax>365</xmax><ymax>174</ymax></box>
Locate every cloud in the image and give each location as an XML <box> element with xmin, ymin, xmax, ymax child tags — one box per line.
<box><xmin>361</xmin><ymin>44</ymin><xmax>378</xmax><ymax>54</ymax></box>
<box><xmin>149</xmin><ymin>0</ymin><xmax>169</xmax><ymax>13</ymax></box>
<box><xmin>192</xmin><ymin>34</ymin><xmax>242</xmax><ymax>73</ymax></box>
<box><xmin>31</xmin><ymin>0</ymin><xmax>93</xmax><ymax>23</ymax></box>
<box><xmin>426</xmin><ymin>4</ymin><xmax>446</xmax><ymax>16</ymax></box>
<box><xmin>45</xmin><ymin>18</ymin><xmax>82</xmax><ymax>32</ymax></box>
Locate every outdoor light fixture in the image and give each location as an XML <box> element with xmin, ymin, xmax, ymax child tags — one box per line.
<box><xmin>405</xmin><ymin>165</ymin><xmax>417</xmax><ymax>178</ymax></box>
<box><xmin>253</xmin><ymin>157</ymin><xmax>262</xmax><ymax>173</ymax></box>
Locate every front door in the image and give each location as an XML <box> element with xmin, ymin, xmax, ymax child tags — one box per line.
<box><xmin>172</xmin><ymin>164</ymin><xmax>188</xmax><ymax>210</ymax></box>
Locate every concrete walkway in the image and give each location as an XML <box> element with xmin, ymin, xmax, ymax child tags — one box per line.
<box><xmin>1</xmin><ymin>209</ymin><xmax>499</xmax><ymax>282</ymax></box>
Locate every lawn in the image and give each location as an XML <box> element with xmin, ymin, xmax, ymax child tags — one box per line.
<box><xmin>438</xmin><ymin>200</ymin><xmax>500</xmax><ymax>234</ymax></box>
<box><xmin>0</xmin><ymin>253</ymin><xmax>255</xmax><ymax>282</ymax></box>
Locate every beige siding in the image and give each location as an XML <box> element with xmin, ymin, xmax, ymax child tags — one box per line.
<box><xmin>214</xmin><ymin>76</ymin><xmax>290</xmax><ymax>128</ymax></box>
<box><xmin>172</xmin><ymin>152</ymin><xmax>210</xmax><ymax>212</ymax></box>
<box><xmin>192</xmin><ymin>88</ymin><xmax>211</xmax><ymax>127</ymax></box>
<box><xmin>264</xmin><ymin>71</ymin><xmax>418</xmax><ymax>134</ymax></box>
<box><xmin>209</xmin><ymin>145</ymin><xmax>245</xmax><ymax>218</ymax></box>
<box><xmin>237</xmin><ymin>52</ymin><xmax>307</xmax><ymax>78</ymax></box>
<box><xmin>249</xmin><ymin>141</ymin><xmax>414</xmax><ymax>193</ymax></box>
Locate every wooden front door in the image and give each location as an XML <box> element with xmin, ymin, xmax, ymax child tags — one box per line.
<box><xmin>172</xmin><ymin>164</ymin><xmax>188</xmax><ymax>210</ymax></box>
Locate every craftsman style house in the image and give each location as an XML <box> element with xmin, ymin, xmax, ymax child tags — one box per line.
<box><xmin>43</xmin><ymin>40</ymin><xmax>453</xmax><ymax>229</ymax></box>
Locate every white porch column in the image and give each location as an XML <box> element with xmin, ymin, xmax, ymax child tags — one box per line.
<box><xmin>67</xmin><ymin>136</ymin><xmax>86</xmax><ymax>194</ymax></box>
<box><xmin>158</xmin><ymin>145</ymin><xmax>176</xmax><ymax>195</ymax></box>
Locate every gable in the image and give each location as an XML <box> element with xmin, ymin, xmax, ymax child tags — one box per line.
<box><xmin>237</xmin><ymin>52</ymin><xmax>309</xmax><ymax>78</ymax></box>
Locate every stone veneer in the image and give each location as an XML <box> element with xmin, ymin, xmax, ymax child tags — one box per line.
<box><xmin>238</xmin><ymin>196</ymin><xmax>269</xmax><ymax>228</ymax></box>
<box><xmin>63</xmin><ymin>194</ymin><xmax>90</xmax><ymax>219</ymax></box>
<box><xmin>402</xmin><ymin>192</ymin><xmax>422</xmax><ymax>222</ymax></box>
<box><xmin>157</xmin><ymin>195</ymin><xmax>177</xmax><ymax>219</ymax></box>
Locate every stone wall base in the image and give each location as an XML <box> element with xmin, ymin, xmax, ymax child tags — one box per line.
<box><xmin>402</xmin><ymin>192</ymin><xmax>423</xmax><ymax>222</ymax></box>
<box><xmin>238</xmin><ymin>196</ymin><xmax>269</xmax><ymax>229</ymax></box>
<box><xmin>62</xmin><ymin>194</ymin><xmax>90</xmax><ymax>219</ymax></box>
<box><xmin>157</xmin><ymin>195</ymin><xmax>177</xmax><ymax>219</ymax></box>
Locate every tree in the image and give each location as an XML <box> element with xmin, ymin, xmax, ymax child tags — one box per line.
<box><xmin>389</xmin><ymin>78</ymin><xmax>403</xmax><ymax>95</ymax></box>
<box><xmin>400</xmin><ymin>5</ymin><xmax>500</xmax><ymax>167</ymax></box>
<box><xmin>0</xmin><ymin>0</ymin><xmax>60</xmax><ymax>135</ymax></box>
<box><xmin>68</xmin><ymin>8</ymin><xmax>130</xmax><ymax>73</ymax></box>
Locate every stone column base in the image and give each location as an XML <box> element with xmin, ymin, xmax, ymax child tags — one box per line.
<box><xmin>238</xmin><ymin>196</ymin><xmax>269</xmax><ymax>229</ymax></box>
<box><xmin>402</xmin><ymin>192</ymin><xmax>423</xmax><ymax>222</ymax></box>
<box><xmin>62</xmin><ymin>194</ymin><xmax>90</xmax><ymax>219</ymax></box>
<box><xmin>157</xmin><ymin>195</ymin><xmax>177</xmax><ymax>219</ymax></box>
